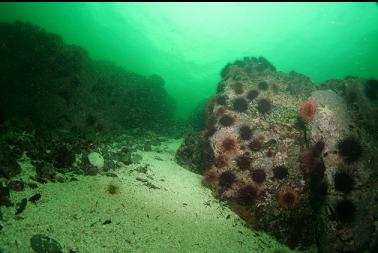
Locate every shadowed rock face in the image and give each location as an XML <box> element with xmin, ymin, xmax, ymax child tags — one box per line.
<box><xmin>177</xmin><ymin>57</ymin><xmax>378</xmax><ymax>252</ymax></box>
<box><xmin>0</xmin><ymin>21</ymin><xmax>177</xmax><ymax>184</ymax></box>
<box><xmin>0</xmin><ymin>21</ymin><xmax>175</xmax><ymax>134</ymax></box>
<box><xmin>175</xmin><ymin>131</ymin><xmax>214</xmax><ymax>175</ymax></box>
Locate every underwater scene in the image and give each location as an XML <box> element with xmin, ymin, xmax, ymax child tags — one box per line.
<box><xmin>0</xmin><ymin>2</ymin><xmax>378</xmax><ymax>253</ymax></box>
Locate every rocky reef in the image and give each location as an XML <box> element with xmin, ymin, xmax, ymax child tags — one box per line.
<box><xmin>0</xmin><ymin>21</ymin><xmax>175</xmax><ymax>135</ymax></box>
<box><xmin>176</xmin><ymin>56</ymin><xmax>378</xmax><ymax>252</ymax></box>
<box><xmin>0</xmin><ymin>21</ymin><xmax>176</xmax><ymax>182</ymax></box>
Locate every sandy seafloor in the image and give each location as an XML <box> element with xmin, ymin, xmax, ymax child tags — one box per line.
<box><xmin>0</xmin><ymin>139</ymin><xmax>302</xmax><ymax>253</ymax></box>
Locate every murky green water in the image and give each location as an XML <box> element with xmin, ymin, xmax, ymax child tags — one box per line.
<box><xmin>1</xmin><ymin>2</ymin><xmax>377</xmax><ymax>118</ymax></box>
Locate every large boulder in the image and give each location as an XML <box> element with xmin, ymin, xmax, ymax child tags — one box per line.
<box><xmin>180</xmin><ymin>56</ymin><xmax>378</xmax><ymax>252</ymax></box>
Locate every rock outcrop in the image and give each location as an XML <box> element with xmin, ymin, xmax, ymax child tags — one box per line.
<box><xmin>177</xmin><ymin>56</ymin><xmax>378</xmax><ymax>252</ymax></box>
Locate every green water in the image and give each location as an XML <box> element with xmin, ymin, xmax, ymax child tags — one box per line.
<box><xmin>1</xmin><ymin>2</ymin><xmax>377</xmax><ymax>118</ymax></box>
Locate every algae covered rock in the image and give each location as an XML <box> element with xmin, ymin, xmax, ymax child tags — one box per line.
<box><xmin>201</xmin><ymin>57</ymin><xmax>316</xmax><ymax>248</ymax></box>
<box><xmin>305</xmin><ymin>89</ymin><xmax>378</xmax><ymax>253</ymax></box>
<box><xmin>180</xmin><ymin>56</ymin><xmax>378</xmax><ymax>252</ymax></box>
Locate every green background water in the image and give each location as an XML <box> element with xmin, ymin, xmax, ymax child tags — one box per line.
<box><xmin>1</xmin><ymin>2</ymin><xmax>377</xmax><ymax>119</ymax></box>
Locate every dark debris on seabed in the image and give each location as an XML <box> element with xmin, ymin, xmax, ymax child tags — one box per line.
<box><xmin>0</xmin><ymin>127</ymin><xmax>178</xmax><ymax>252</ymax></box>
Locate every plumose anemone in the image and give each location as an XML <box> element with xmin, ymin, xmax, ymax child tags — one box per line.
<box><xmin>300</xmin><ymin>100</ymin><xmax>316</xmax><ymax>123</ymax></box>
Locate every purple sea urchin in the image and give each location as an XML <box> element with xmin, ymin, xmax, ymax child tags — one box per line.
<box><xmin>278</xmin><ymin>186</ymin><xmax>300</xmax><ymax>209</ymax></box>
<box><xmin>258</xmin><ymin>81</ymin><xmax>269</xmax><ymax>90</ymax></box>
<box><xmin>219</xmin><ymin>171</ymin><xmax>236</xmax><ymax>188</ymax></box>
<box><xmin>251</xmin><ymin>169</ymin><xmax>266</xmax><ymax>184</ymax></box>
<box><xmin>247</xmin><ymin>89</ymin><xmax>259</xmax><ymax>101</ymax></box>
<box><xmin>337</xmin><ymin>137</ymin><xmax>362</xmax><ymax>163</ymax></box>
<box><xmin>232</xmin><ymin>97</ymin><xmax>248</xmax><ymax>112</ymax></box>
<box><xmin>219</xmin><ymin>115</ymin><xmax>234</xmax><ymax>127</ymax></box>
<box><xmin>236</xmin><ymin>184</ymin><xmax>258</xmax><ymax>205</ymax></box>
<box><xmin>257</xmin><ymin>98</ymin><xmax>272</xmax><ymax>114</ymax></box>
<box><xmin>236</xmin><ymin>155</ymin><xmax>252</xmax><ymax>170</ymax></box>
